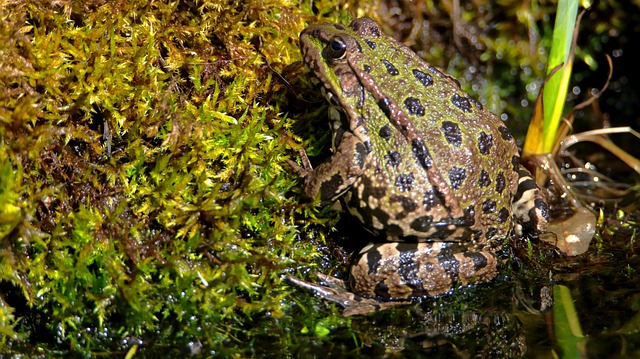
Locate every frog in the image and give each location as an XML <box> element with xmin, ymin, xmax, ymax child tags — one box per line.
<box><xmin>287</xmin><ymin>17</ymin><xmax>550</xmax><ymax>316</ymax></box>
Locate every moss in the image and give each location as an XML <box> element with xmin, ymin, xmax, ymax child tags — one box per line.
<box><xmin>0</xmin><ymin>0</ymin><xmax>353</xmax><ymax>355</ymax></box>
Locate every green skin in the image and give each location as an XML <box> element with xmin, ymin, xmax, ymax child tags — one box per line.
<box><xmin>290</xmin><ymin>17</ymin><xmax>549</xmax><ymax>314</ymax></box>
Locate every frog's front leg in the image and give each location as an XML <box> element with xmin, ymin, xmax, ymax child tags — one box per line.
<box><xmin>295</xmin><ymin>131</ymin><xmax>369</xmax><ymax>203</ymax></box>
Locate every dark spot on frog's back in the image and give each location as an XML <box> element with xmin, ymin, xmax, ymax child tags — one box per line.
<box><xmin>385</xmin><ymin>150</ymin><xmax>402</xmax><ymax>167</ymax></box>
<box><xmin>381</xmin><ymin>59</ymin><xmax>398</xmax><ymax>75</ymax></box>
<box><xmin>332</xmin><ymin>24</ymin><xmax>345</xmax><ymax>30</ymax></box>
<box><xmin>498</xmin><ymin>126</ymin><xmax>513</xmax><ymax>141</ymax></box>
<box><xmin>365</xmin><ymin>39</ymin><xmax>376</xmax><ymax>50</ymax></box>
<box><xmin>319</xmin><ymin>174</ymin><xmax>343</xmax><ymax>201</ymax></box>
<box><xmin>448</xmin><ymin>167</ymin><xmax>466</xmax><ymax>190</ymax></box>
<box><xmin>395</xmin><ymin>173</ymin><xmax>414</xmax><ymax>192</ymax></box>
<box><xmin>495</xmin><ymin>172</ymin><xmax>506</xmax><ymax>194</ymax></box>
<box><xmin>378</xmin><ymin>97</ymin><xmax>392</xmax><ymax>118</ymax></box>
<box><xmin>497</xmin><ymin>207</ymin><xmax>510</xmax><ymax>223</ymax></box>
<box><xmin>451</xmin><ymin>94</ymin><xmax>473</xmax><ymax>113</ymax></box>
<box><xmin>378</xmin><ymin>124</ymin><xmax>392</xmax><ymax>141</ymax></box>
<box><xmin>404</xmin><ymin>97</ymin><xmax>425</xmax><ymax>117</ymax></box>
<box><xmin>441</xmin><ymin>121</ymin><xmax>462</xmax><ymax>147</ymax></box>
<box><xmin>413</xmin><ymin>69</ymin><xmax>433</xmax><ymax>88</ymax></box>
<box><xmin>481</xmin><ymin>199</ymin><xmax>496</xmax><ymax>213</ymax></box>
<box><xmin>511</xmin><ymin>155</ymin><xmax>520</xmax><ymax>171</ymax></box>
<box><xmin>478</xmin><ymin>169</ymin><xmax>491</xmax><ymax>187</ymax></box>
<box><xmin>478</xmin><ymin>132</ymin><xmax>493</xmax><ymax>155</ymax></box>
<box><xmin>363</xmin><ymin>64</ymin><xmax>371</xmax><ymax>73</ymax></box>
<box><xmin>411</xmin><ymin>139</ymin><xmax>433</xmax><ymax>170</ymax></box>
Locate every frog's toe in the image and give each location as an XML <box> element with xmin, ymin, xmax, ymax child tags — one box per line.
<box><xmin>285</xmin><ymin>274</ymin><xmax>411</xmax><ymax>316</ymax></box>
<box><xmin>512</xmin><ymin>166</ymin><xmax>550</xmax><ymax>236</ymax></box>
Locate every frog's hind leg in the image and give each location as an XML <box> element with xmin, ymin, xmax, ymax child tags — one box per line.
<box><xmin>349</xmin><ymin>242</ymin><xmax>500</xmax><ymax>300</ymax></box>
<box><xmin>511</xmin><ymin>166</ymin><xmax>550</xmax><ymax>236</ymax></box>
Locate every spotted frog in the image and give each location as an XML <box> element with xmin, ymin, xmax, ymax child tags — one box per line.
<box><xmin>289</xmin><ymin>17</ymin><xmax>549</xmax><ymax>314</ymax></box>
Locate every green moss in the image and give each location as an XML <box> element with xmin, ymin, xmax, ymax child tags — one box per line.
<box><xmin>0</xmin><ymin>0</ymin><xmax>351</xmax><ymax>355</ymax></box>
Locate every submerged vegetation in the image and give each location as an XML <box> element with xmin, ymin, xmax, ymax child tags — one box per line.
<box><xmin>0</xmin><ymin>0</ymin><xmax>639</xmax><ymax>357</ymax></box>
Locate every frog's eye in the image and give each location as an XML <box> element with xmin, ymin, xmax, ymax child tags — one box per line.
<box><xmin>324</xmin><ymin>36</ymin><xmax>347</xmax><ymax>59</ymax></box>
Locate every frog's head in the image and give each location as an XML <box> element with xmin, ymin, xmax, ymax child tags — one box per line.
<box><xmin>299</xmin><ymin>21</ymin><xmax>377</xmax><ymax>114</ymax></box>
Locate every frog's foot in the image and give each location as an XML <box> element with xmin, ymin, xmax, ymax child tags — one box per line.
<box><xmin>285</xmin><ymin>273</ymin><xmax>412</xmax><ymax>316</ymax></box>
<box><xmin>515</xmin><ymin>159</ymin><xmax>596</xmax><ymax>256</ymax></box>
<box><xmin>535</xmin><ymin>154</ymin><xmax>597</xmax><ymax>255</ymax></box>
<box><xmin>512</xmin><ymin>165</ymin><xmax>550</xmax><ymax>236</ymax></box>
<box><xmin>287</xmin><ymin>148</ymin><xmax>314</xmax><ymax>178</ymax></box>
